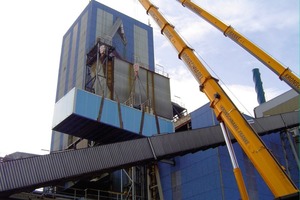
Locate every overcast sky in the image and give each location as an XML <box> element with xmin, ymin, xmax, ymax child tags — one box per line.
<box><xmin>0</xmin><ymin>0</ymin><xmax>298</xmax><ymax>156</ymax></box>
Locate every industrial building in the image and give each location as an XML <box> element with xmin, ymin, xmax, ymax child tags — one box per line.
<box><xmin>159</xmin><ymin>90</ymin><xmax>299</xmax><ymax>199</ymax></box>
<box><xmin>0</xmin><ymin>0</ymin><xmax>299</xmax><ymax>200</ymax></box>
<box><xmin>50</xmin><ymin>0</ymin><xmax>173</xmax><ymax>152</ymax></box>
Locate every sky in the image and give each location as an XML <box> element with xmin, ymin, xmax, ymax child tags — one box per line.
<box><xmin>0</xmin><ymin>0</ymin><xmax>298</xmax><ymax>156</ymax></box>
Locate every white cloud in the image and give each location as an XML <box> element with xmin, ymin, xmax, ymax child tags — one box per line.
<box><xmin>0</xmin><ymin>0</ymin><xmax>298</xmax><ymax>156</ymax></box>
<box><xmin>222</xmin><ymin>84</ymin><xmax>260</xmax><ymax>116</ymax></box>
<box><xmin>0</xmin><ymin>0</ymin><xmax>88</xmax><ymax>156</ymax></box>
<box><xmin>151</xmin><ymin>0</ymin><xmax>298</xmax><ymax>116</ymax></box>
<box><xmin>167</xmin><ymin>65</ymin><xmax>256</xmax><ymax>115</ymax></box>
<box><xmin>169</xmin><ymin>74</ymin><xmax>282</xmax><ymax>117</ymax></box>
<box><xmin>170</xmin><ymin>71</ymin><xmax>207</xmax><ymax>113</ymax></box>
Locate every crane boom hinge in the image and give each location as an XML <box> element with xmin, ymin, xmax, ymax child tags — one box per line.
<box><xmin>161</xmin><ymin>22</ymin><xmax>174</xmax><ymax>35</ymax></box>
<box><xmin>209</xmin><ymin>93</ymin><xmax>222</xmax><ymax>120</ymax></box>
<box><xmin>279</xmin><ymin>67</ymin><xmax>290</xmax><ymax>80</ymax></box>
<box><xmin>145</xmin><ymin>4</ymin><xmax>157</xmax><ymax>14</ymax></box>
<box><xmin>223</xmin><ymin>25</ymin><xmax>233</xmax><ymax>37</ymax></box>
<box><xmin>199</xmin><ymin>75</ymin><xmax>218</xmax><ymax>92</ymax></box>
<box><xmin>178</xmin><ymin>46</ymin><xmax>193</xmax><ymax>60</ymax></box>
<box><xmin>178</xmin><ymin>0</ymin><xmax>187</xmax><ymax>6</ymax></box>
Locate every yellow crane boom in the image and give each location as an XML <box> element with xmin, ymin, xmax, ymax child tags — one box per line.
<box><xmin>177</xmin><ymin>0</ymin><xmax>300</xmax><ymax>94</ymax></box>
<box><xmin>138</xmin><ymin>0</ymin><xmax>299</xmax><ymax>199</ymax></box>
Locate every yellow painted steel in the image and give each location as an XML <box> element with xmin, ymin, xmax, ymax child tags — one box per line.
<box><xmin>138</xmin><ymin>0</ymin><xmax>299</xmax><ymax>198</ymax></box>
<box><xmin>220</xmin><ymin>122</ymin><xmax>249</xmax><ymax>200</ymax></box>
<box><xmin>233</xmin><ymin>168</ymin><xmax>249</xmax><ymax>200</ymax></box>
<box><xmin>178</xmin><ymin>0</ymin><xmax>300</xmax><ymax>94</ymax></box>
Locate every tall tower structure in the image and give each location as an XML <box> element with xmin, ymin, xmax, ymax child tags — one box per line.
<box><xmin>252</xmin><ymin>68</ymin><xmax>266</xmax><ymax>105</ymax></box>
<box><xmin>51</xmin><ymin>0</ymin><xmax>161</xmax><ymax>152</ymax></box>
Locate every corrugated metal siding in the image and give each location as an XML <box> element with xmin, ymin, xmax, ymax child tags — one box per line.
<box><xmin>250</xmin><ymin>115</ymin><xmax>285</xmax><ymax>133</ymax></box>
<box><xmin>0</xmin><ymin>138</ymin><xmax>154</xmax><ymax>196</ymax></box>
<box><xmin>149</xmin><ymin>126</ymin><xmax>222</xmax><ymax>159</ymax></box>
<box><xmin>106</xmin><ymin>57</ymin><xmax>172</xmax><ymax>119</ymax></box>
<box><xmin>281</xmin><ymin>111</ymin><xmax>299</xmax><ymax>126</ymax></box>
<box><xmin>250</xmin><ymin>110</ymin><xmax>299</xmax><ymax>134</ymax></box>
<box><xmin>1</xmin><ymin>111</ymin><xmax>298</xmax><ymax>196</ymax></box>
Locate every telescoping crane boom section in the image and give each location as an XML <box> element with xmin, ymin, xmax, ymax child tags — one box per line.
<box><xmin>177</xmin><ymin>0</ymin><xmax>300</xmax><ymax>94</ymax></box>
<box><xmin>138</xmin><ymin>0</ymin><xmax>299</xmax><ymax>199</ymax></box>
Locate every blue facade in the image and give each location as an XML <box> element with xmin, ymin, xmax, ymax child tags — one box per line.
<box><xmin>52</xmin><ymin>88</ymin><xmax>174</xmax><ymax>139</ymax></box>
<box><xmin>52</xmin><ymin>0</ymin><xmax>156</xmax><ymax>151</ymax></box>
<box><xmin>159</xmin><ymin>104</ymin><xmax>298</xmax><ymax>199</ymax></box>
<box><xmin>56</xmin><ymin>0</ymin><xmax>154</xmax><ymax>103</ymax></box>
<box><xmin>86</xmin><ymin>1</ymin><xmax>155</xmax><ymax>69</ymax></box>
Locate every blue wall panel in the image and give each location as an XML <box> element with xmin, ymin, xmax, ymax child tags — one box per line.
<box><xmin>101</xmin><ymin>99</ymin><xmax>121</xmax><ymax>127</ymax></box>
<box><xmin>75</xmin><ymin>89</ymin><xmax>101</xmax><ymax>120</ymax></box>
<box><xmin>87</xmin><ymin>0</ymin><xmax>154</xmax><ymax>71</ymax></box>
<box><xmin>121</xmin><ymin>106</ymin><xmax>142</xmax><ymax>134</ymax></box>
<box><xmin>159</xmin><ymin>102</ymin><xmax>296</xmax><ymax>199</ymax></box>
<box><xmin>159</xmin><ymin>119</ymin><xmax>175</xmax><ymax>134</ymax></box>
<box><xmin>159</xmin><ymin>148</ymin><xmax>224</xmax><ymax>200</ymax></box>
<box><xmin>191</xmin><ymin>103</ymin><xmax>218</xmax><ymax>128</ymax></box>
<box><xmin>142</xmin><ymin>114</ymin><xmax>157</xmax><ymax>136</ymax></box>
<box><xmin>53</xmin><ymin>88</ymin><xmax>173</xmax><ymax>136</ymax></box>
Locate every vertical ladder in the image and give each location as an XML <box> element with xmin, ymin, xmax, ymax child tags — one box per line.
<box><xmin>147</xmin><ymin>164</ymin><xmax>164</xmax><ymax>200</ymax></box>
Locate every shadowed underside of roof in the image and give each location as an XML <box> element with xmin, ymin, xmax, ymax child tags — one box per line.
<box><xmin>0</xmin><ymin>111</ymin><xmax>298</xmax><ymax>197</ymax></box>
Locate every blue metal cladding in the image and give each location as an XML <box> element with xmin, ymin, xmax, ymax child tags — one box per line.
<box><xmin>159</xmin><ymin>163</ymin><xmax>173</xmax><ymax>199</ymax></box>
<box><xmin>55</xmin><ymin>41</ymin><xmax>65</xmax><ymax>102</ymax></box>
<box><xmin>55</xmin><ymin>4</ymin><xmax>90</xmax><ymax>103</ymax></box>
<box><xmin>159</xmin><ymin>148</ymin><xmax>223</xmax><ymax>200</ymax></box>
<box><xmin>52</xmin><ymin>88</ymin><xmax>174</xmax><ymax>137</ymax></box>
<box><xmin>52</xmin><ymin>0</ymin><xmax>156</xmax><ymax>150</ymax></box>
<box><xmin>190</xmin><ymin>103</ymin><xmax>218</xmax><ymax>128</ymax></box>
<box><xmin>191</xmin><ymin>103</ymin><xmax>253</xmax><ymax>129</ymax></box>
<box><xmin>159</xmin><ymin>103</ymin><xmax>298</xmax><ymax>199</ymax></box>
<box><xmin>55</xmin><ymin>1</ymin><xmax>155</xmax><ymax>101</ymax></box>
<box><xmin>180</xmin><ymin>150</ymin><xmax>223</xmax><ymax>199</ymax></box>
<box><xmin>64</xmin><ymin>31</ymin><xmax>73</xmax><ymax>94</ymax></box>
<box><xmin>88</xmin><ymin>0</ymin><xmax>155</xmax><ymax>71</ymax></box>
<box><xmin>51</xmin><ymin>3</ymin><xmax>90</xmax><ymax>151</ymax></box>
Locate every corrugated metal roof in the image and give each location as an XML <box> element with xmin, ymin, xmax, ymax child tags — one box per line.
<box><xmin>0</xmin><ymin>138</ymin><xmax>154</xmax><ymax>196</ymax></box>
<box><xmin>250</xmin><ymin>110</ymin><xmax>299</xmax><ymax>135</ymax></box>
<box><xmin>0</xmin><ymin>111</ymin><xmax>298</xmax><ymax>197</ymax></box>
